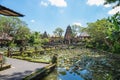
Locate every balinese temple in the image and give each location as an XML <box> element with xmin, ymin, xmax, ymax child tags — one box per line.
<box><xmin>64</xmin><ymin>25</ymin><xmax>73</xmax><ymax>44</ymax></box>
<box><xmin>42</xmin><ymin>31</ymin><xmax>48</xmax><ymax>39</ymax></box>
<box><xmin>79</xmin><ymin>32</ymin><xmax>90</xmax><ymax>40</ymax></box>
<box><xmin>0</xmin><ymin>5</ymin><xmax>24</xmax><ymax>17</ymax></box>
<box><xmin>0</xmin><ymin>33</ymin><xmax>13</xmax><ymax>47</ymax></box>
<box><xmin>50</xmin><ymin>36</ymin><xmax>63</xmax><ymax>44</ymax></box>
<box><xmin>73</xmin><ymin>32</ymin><xmax>90</xmax><ymax>43</ymax></box>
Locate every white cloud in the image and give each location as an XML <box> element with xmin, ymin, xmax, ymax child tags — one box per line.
<box><xmin>87</xmin><ymin>0</ymin><xmax>105</xmax><ymax>6</ymax></box>
<box><xmin>108</xmin><ymin>6</ymin><xmax>120</xmax><ymax>15</ymax></box>
<box><xmin>30</xmin><ymin>20</ymin><xmax>35</xmax><ymax>23</ymax></box>
<box><xmin>72</xmin><ymin>22</ymin><xmax>82</xmax><ymax>26</ymax></box>
<box><xmin>86</xmin><ymin>0</ymin><xmax>119</xmax><ymax>15</ymax></box>
<box><xmin>40</xmin><ymin>1</ymin><xmax>49</xmax><ymax>7</ymax></box>
<box><xmin>104</xmin><ymin>4</ymin><xmax>111</xmax><ymax>8</ymax></box>
<box><xmin>48</xmin><ymin>0</ymin><xmax>67</xmax><ymax>7</ymax></box>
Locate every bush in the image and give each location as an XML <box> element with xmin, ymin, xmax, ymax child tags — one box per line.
<box><xmin>25</xmin><ymin>51</ymin><xmax>33</xmax><ymax>57</ymax></box>
<box><xmin>12</xmin><ymin>56</ymin><xmax>23</xmax><ymax>59</ymax></box>
<box><xmin>24</xmin><ymin>57</ymin><xmax>32</xmax><ymax>61</ymax></box>
<box><xmin>2</xmin><ymin>56</ymin><xmax>6</xmax><ymax>64</ymax></box>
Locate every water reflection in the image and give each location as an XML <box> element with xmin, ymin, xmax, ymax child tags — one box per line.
<box><xmin>58</xmin><ymin>68</ymin><xmax>84</xmax><ymax>80</ymax></box>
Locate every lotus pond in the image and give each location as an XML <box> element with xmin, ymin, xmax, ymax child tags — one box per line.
<box><xmin>42</xmin><ymin>48</ymin><xmax>120</xmax><ymax>80</ymax></box>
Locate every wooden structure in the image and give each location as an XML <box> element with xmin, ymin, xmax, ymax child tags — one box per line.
<box><xmin>0</xmin><ymin>51</ymin><xmax>11</xmax><ymax>71</ymax></box>
<box><xmin>0</xmin><ymin>33</ymin><xmax>13</xmax><ymax>47</ymax></box>
<box><xmin>0</xmin><ymin>52</ymin><xmax>3</xmax><ymax>68</ymax></box>
<box><xmin>0</xmin><ymin>33</ymin><xmax>13</xmax><ymax>40</ymax></box>
<box><xmin>73</xmin><ymin>32</ymin><xmax>90</xmax><ymax>43</ymax></box>
<box><xmin>64</xmin><ymin>25</ymin><xmax>73</xmax><ymax>44</ymax></box>
<box><xmin>0</xmin><ymin>5</ymin><xmax>24</xmax><ymax>17</ymax></box>
<box><xmin>79</xmin><ymin>32</ymin><xmax>90</xmax><ymax>40</ymax></box>
<box><xmin>49</xmin><ymin>36</ymin><xmax>63</xmax><ymax>45</ymax></box>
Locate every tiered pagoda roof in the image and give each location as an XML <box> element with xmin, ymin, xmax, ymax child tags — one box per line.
<box><xmin>42</xmin><ymin>31</ymin><xmax>48</xmax><ymax>39</ymax></box>
<box><xmin>64</xmin><ymin>25</ymin><xmax>72</xmax><ymax>40</ymax></box>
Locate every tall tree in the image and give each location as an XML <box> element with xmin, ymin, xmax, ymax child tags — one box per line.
<box><xmin>53</xmin><ymin>27</ymin><xmax>64</xmax><ymax>37</ymax></box>
<box><xmin>14</xmin><ymin>26</ymin><xmax>30</xmax><ymax>46</ymax></box>
<box><xmin>106</xmin><ymin>13</ymin><xmax>120</xmax><ymax>53</ymax></box>
<box><xmin>15</xmin><ymin>26</ymin><xmax>30</xmax><ymax>40</ymax></box>
<box><xmin>29</xmin><ymin>32</ymin><xmax>41</xmax><ymax>46</ymax></box>
<box><xmin>85</xmin><ymin>19</ymin><xmax>113</xmax><ymax>49</ymax></box>
<box><xmin>0</xmin><ymin>16</ymin><xmax>26</xmax><ymax>36</ymax></box>
<box><xmin>0</xmin><ymin>16</ymin><xmax>30</xmax><ymax>46</ymax></box>
<box><xmin>71</xmin><ymin>24</ymin><xmax>84</xmax><ymax>37</ymax></box>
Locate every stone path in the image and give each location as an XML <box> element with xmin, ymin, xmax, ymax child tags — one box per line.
<box><xmin>0</xmin><ymin>58</ymin><xmax>49</xmax><ymax>80</ymax></box>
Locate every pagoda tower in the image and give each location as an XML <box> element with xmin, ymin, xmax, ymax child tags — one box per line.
<box><xmin>42</xmin><ymin>31</ymin><xmax>48</xmax><ymax>39</ymax></box>
<box><xmin>64</xmin><ymin>25</ymin><xmax>72</xmax><ymax>44</ymax></box>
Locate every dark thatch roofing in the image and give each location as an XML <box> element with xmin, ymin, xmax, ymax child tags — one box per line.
<box><xmin>0</xmin><ymin>5</ymin><xmax>24</xmax><ymax>17</ymax></box>
<box><xmin>79</xmin><ymin>32</ymin><xmax>90</xmax><ymax>37</ymax></box>
<box><xmin>0</xmin><ymin>33</ymin><xmax>13</xmax><ymax>41</ymax></box>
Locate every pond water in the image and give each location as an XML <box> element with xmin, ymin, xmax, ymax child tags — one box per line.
<box><xmin>58</xmin><ymin>68</ymin><xmax>85</xmax><ymax>80</ymax></box>
<box><xmin>42</xmin><ymin>48</ymin><xmax>120</xmax><ymax>80</ymax></box>
<box><xmin>42</xmin><ymin>68</ymin><xmax>85</xmax><ymax>80</ymax></box>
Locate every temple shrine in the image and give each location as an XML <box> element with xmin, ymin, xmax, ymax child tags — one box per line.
<box><xmin>64</xmin><ymin>25</ymin><xmax>73</xmax><ymax>44</ymax></box>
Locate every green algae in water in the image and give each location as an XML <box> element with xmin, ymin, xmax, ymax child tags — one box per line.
<box><xmin>42</xmin><ymin>48</ymin><xmax>120</xmax><ymax>80</ymax></box>
<box><xmin>41</xmin><ymin>70</ymin><xmax>57</xmax><ymax>80</ymax></box>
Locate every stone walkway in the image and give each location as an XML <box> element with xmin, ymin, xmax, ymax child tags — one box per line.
<box><xmin>0</xmin><ymin>58</ymin><xmax>49</xmax><ymax>80</ymax></box>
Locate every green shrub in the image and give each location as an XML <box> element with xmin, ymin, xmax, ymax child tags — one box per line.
<box><xmin>12</xmin><ymin>56</ymin><xmax>23</xmax><ymax>59</ymax></box>
<box><xmin>24</xmin><ymin>57</ymin><xmax>32</xmax><ymax>61</ymax></box>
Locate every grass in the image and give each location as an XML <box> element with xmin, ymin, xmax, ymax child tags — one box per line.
<box><xmin>12</xmin><ymin>56</ymin><xmax>50</xmax><ymax>63</ymax></box>
<box><xmin>0</xmin><ymin>64</ymin><xmax>11</xmax><ymax>71</ymax></box>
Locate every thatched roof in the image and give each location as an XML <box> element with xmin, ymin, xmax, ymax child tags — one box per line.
<box><xmin>0</xmin><ymin>5</ymin><xmax>24</xmax><ymax>17</ymax></box>
<box><xmin>0</xmin><ymin>33</ymin><xmax>13</xmax><ymax>41</ymax></box>
<box><xmin>79</xmin><ymin>32</ymin><xmax>90</xmax><ymax>37</ymax></box>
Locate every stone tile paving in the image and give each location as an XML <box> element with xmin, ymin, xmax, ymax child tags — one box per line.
<box><xmin>0</xmin><ymin>58</ymin><xmax>49</xmax><ymax>80</ymax></box>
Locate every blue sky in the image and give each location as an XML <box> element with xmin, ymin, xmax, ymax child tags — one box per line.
<box><xmin>0</xmin><ymin>0</ymin><xmax>119</xmax><ymax>35</ymax></box>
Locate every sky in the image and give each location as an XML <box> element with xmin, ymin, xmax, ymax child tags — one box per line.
<box><xmin>0</xmin><ymin>0</ymin><xmax>120</xmax><ymax>35</ymax></box>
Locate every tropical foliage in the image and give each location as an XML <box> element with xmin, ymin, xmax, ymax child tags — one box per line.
<box><xmin>104</xmin><ymin>0</ymin><xmax>120</xmax><ymax>7</ymax></box>
<box><xmin>84</xmin><ymin>13</ymin><xmax>120</xmax><ymax>53</ymax></box>
<box><xmin>71</xmin><ymin>24</ymin><xmax>84</xmax><ymax>37</ymax></box>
